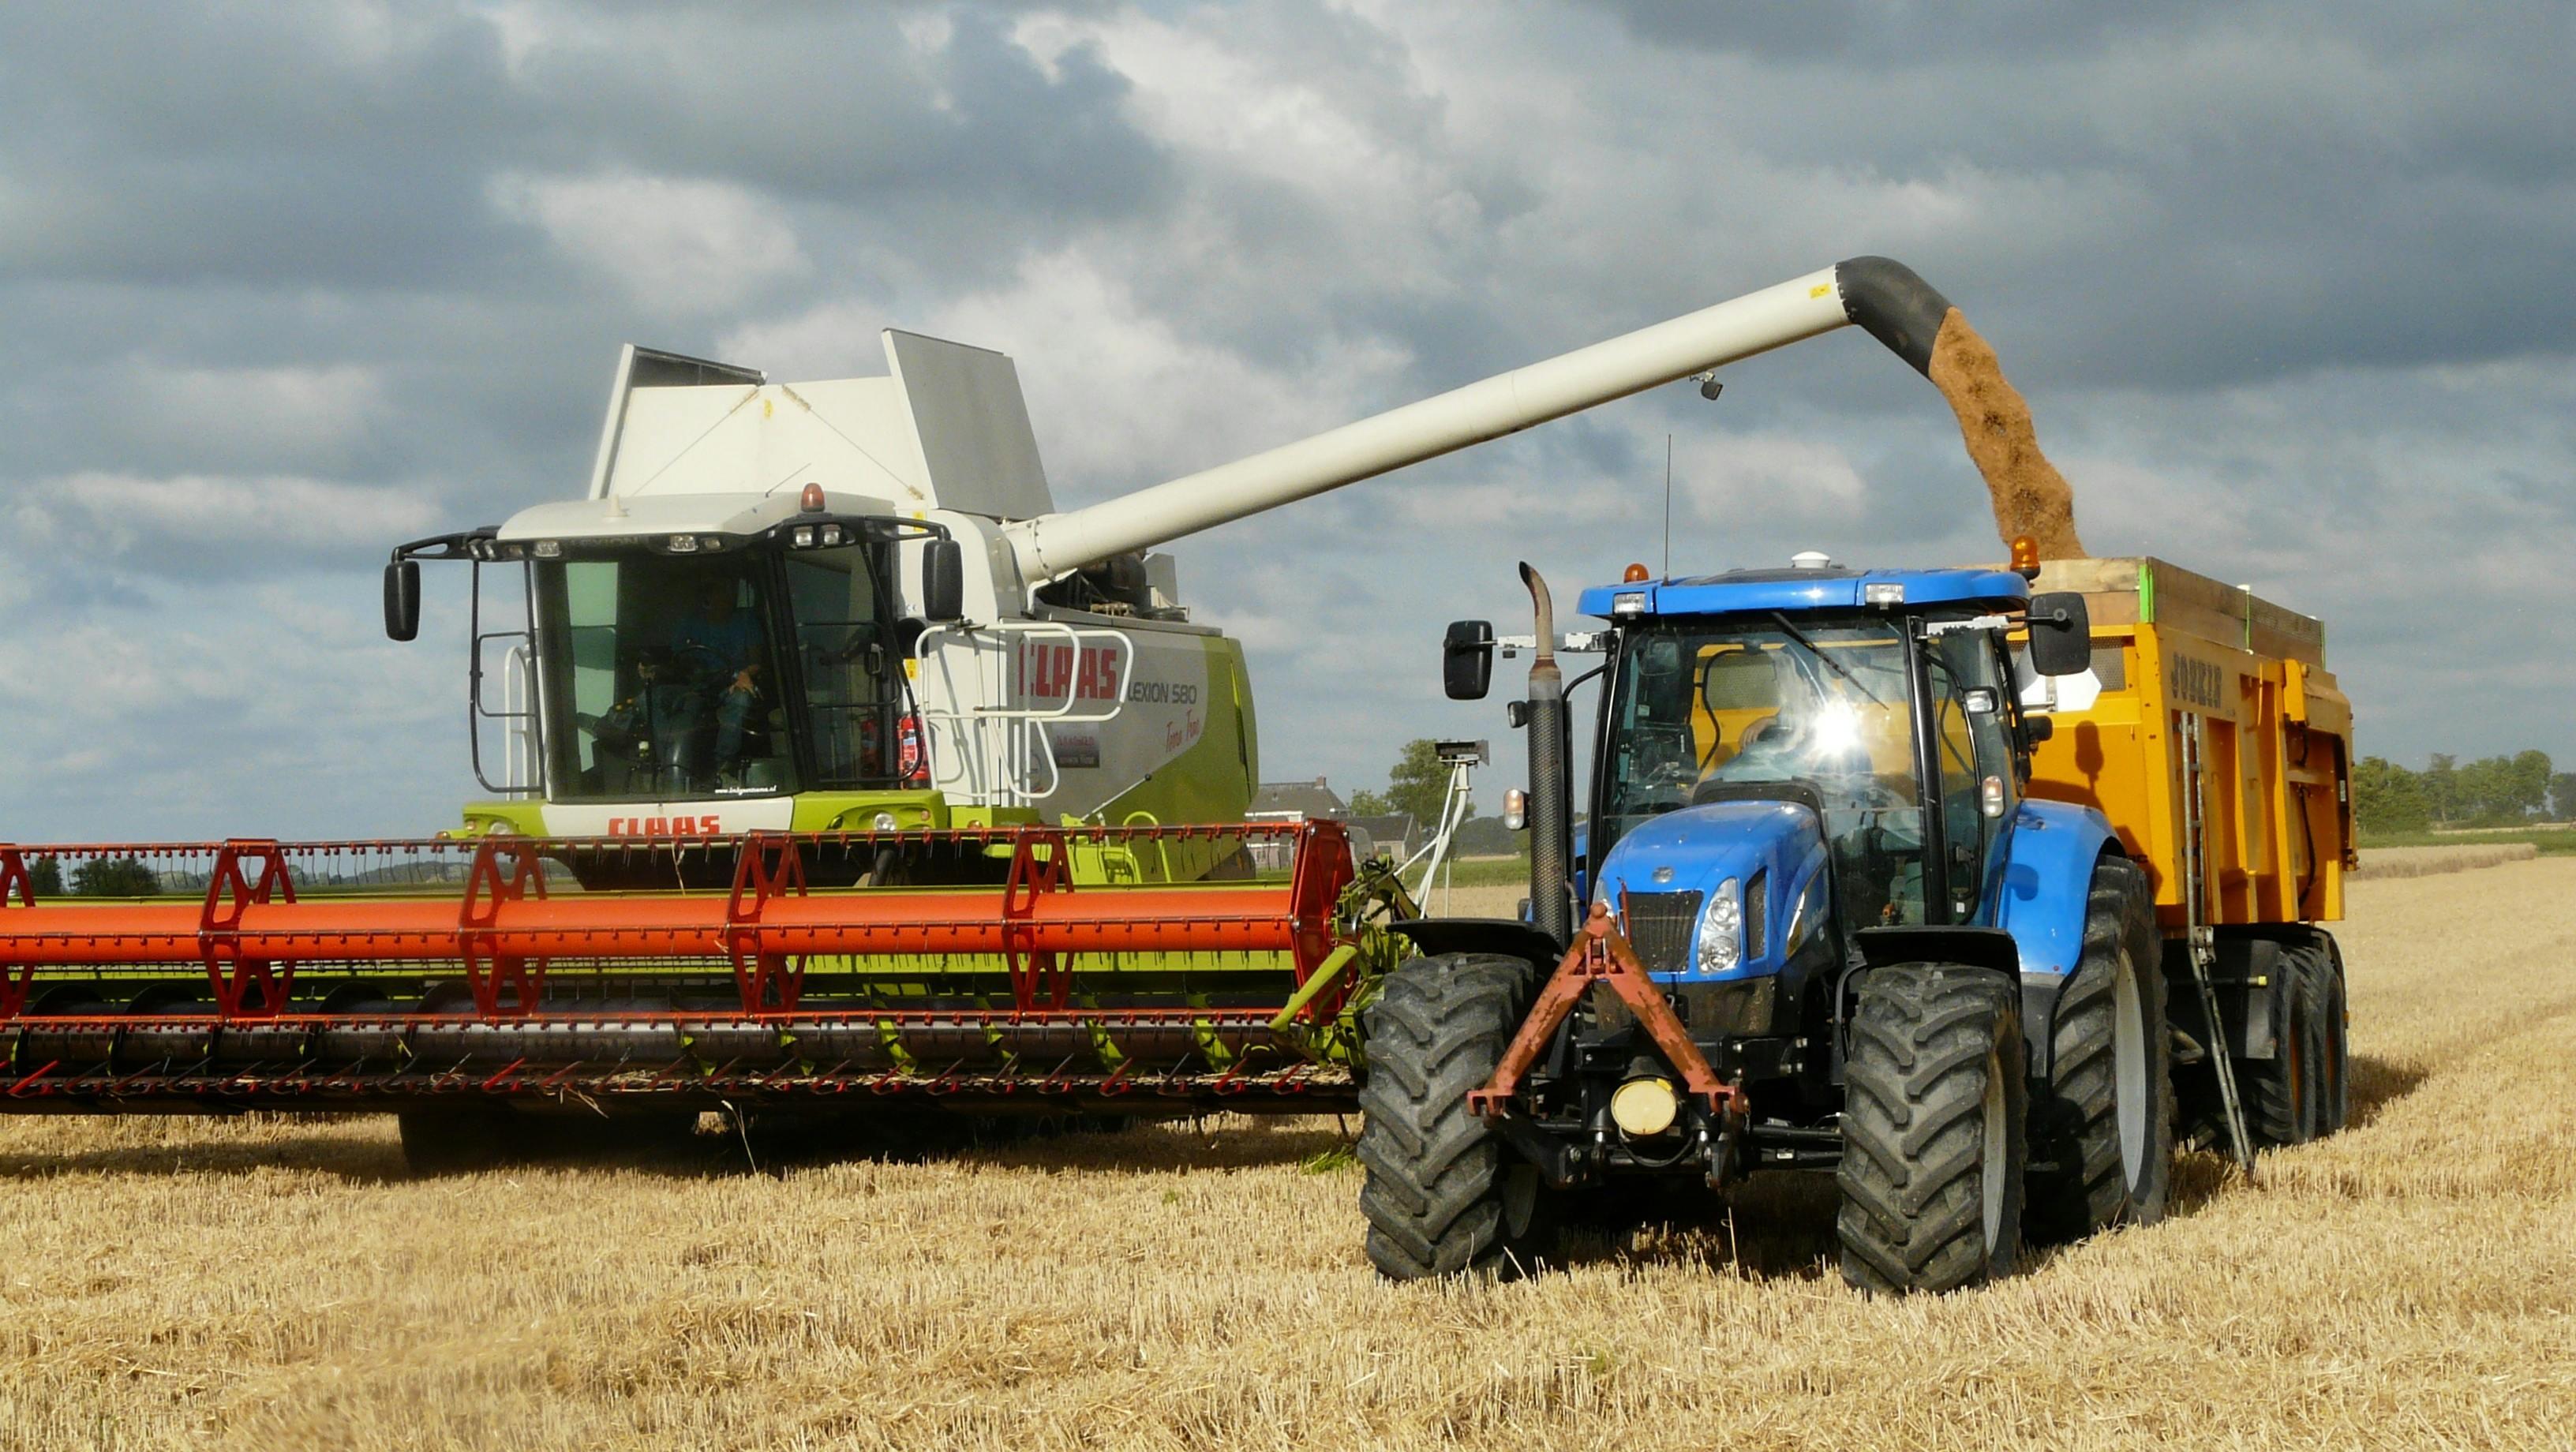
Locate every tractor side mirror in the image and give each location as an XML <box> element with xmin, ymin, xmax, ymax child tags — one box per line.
<box><xmin>1443</xmin><ymin>619</ymin><xmax>1494</xmax><ymax>700</ymax></box>
<box><xmin>384</xmin><ymin>559</ymin><xmax>421</xmax><ymax>642</ymax></box>
<box><xmin>2026</xmin><ymin>591</ymin><xmax>2092</xmax><ymax>677</ymax></box>
<box><xmin>923</xmin><ymin>538</ymin><xmax>965</xmax><ymax>623</ymax></box>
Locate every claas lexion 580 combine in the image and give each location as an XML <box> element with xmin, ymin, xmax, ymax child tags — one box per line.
<box><xmin>2</xmin><ymin>256</ymin><xmax>2354</xmax><ymax>1289</ymax></box>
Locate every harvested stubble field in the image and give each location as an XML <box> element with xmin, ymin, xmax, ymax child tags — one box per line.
<box><xmin>5</xmin><ymin>863</ymin><xmax>2574</xmax><ymax>1451</ymax></box>
<box><xmin>2353</xmin><ymin>840</ymin><xmax>2540</xmax><ymax>878</ymax></box>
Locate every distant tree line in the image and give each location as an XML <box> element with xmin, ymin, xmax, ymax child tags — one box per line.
<box><xmin>21</xmin><ymin>855</ymin><xmax>162</xmax><ymax>897</ymax></box>
<box><xmin>2350</xmin><ymin>751</ymin><xmax>2570</xmax><ymax>835</ymax></box>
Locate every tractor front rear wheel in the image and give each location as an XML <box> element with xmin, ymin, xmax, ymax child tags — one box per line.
<box><xmin>1357</xmin><ymin>952</ymin><xmax>1555</xmax><ymax>1280</ymax></box>
<box><xmin>1837</xmin><ymin>964</ymin><xmax>2028</xmax><ymax>1295</ymax></box>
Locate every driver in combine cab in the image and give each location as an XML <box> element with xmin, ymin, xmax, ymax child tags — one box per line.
<box><xmin>671</xmin><ymin>577</ymin><xmax>766</xmax><ymax>781</ymax></box>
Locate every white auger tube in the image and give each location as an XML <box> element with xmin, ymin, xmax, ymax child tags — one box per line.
<box><xmin>1001</xmin><ymin>258</ymin><xmax>1955</xmax><ymax>584</ymax></box>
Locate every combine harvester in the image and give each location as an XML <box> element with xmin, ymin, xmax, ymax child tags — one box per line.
<box><xmin>1</xmin><ymin>258</ymin><xmax>2351</xmax><ymax>1267</ymax></box>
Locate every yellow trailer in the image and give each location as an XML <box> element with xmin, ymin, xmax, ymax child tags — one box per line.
<box><xmin>2027</xmin><ymin>556</ymin><xmax>2354</xmax><ymax>927</ymax></box>
<box><xmin>2026</xmin><ymin>556</ymin><xmax>2355</xmax><ymax>1152</ymax></box>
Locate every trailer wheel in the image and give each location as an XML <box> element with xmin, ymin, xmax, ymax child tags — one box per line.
<box><xmin>2027</xmin><ymin>857</ymin><xmax>2173</xmax><ymax>1243</ymax></box>
<box><xmin>1837</xmin><ymin>964</ymin><xmax>2027</xmax><ymax>1294</ymax></box>
<box><xmin>2290</xmin><ymin>941</ymin><xmax>2344</xmax><ymax>1139</ymax></box>
<box><xmin>2315</xmin><ymin>941</ymin><xmax>2349</xmax><ymax>1135</ymax></box>
<box><xmin>1357</xmin><ymin>953</ymin><xmax>1554</xmax><ymax>1280</ymax></box>
<box><xmin>2244</xmin><ymin>949</ymin><xmax>2320</xmax><ymax>1147</ymax></box>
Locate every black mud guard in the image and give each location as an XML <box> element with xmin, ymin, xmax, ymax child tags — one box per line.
<box><xmin>1851</xmin><ymin>925</ymin><xmax>2021</xmax><ymax>975</ymax></box>
<box><xmin>2186</xmin><ymin>932</ymin><xmax>2293</xmax><ymax>1060</ymax></box>
<box><xmin>1842</xmin><ymin>925</ymin><xmax>2059</xmax><ymax>1075</ymax></box>
<box><xmin>1388</xmin><ymin>918</ymin><xmax>1563</xmax><ymax>971</ymax></box>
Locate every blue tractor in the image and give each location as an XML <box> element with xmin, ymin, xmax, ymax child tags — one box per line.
<box><xmin>1357</xmin><ymin>552</ymin><xmax>2171</xmax><ymax>1294</ymax></box>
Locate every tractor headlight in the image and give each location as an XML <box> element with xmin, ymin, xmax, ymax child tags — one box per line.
<box><xmin>1697</xmin><ymin>877</ymin><xmax>1741</xmax><ymax>975</ymax></box>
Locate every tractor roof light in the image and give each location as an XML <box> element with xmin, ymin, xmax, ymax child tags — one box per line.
<box><xmin>532</xmin><ymin>540</ymin><xmax>562</xmax><ymax>558</ymax></box>
<box><xmin>1863</xmin><ymin>582</ymin><xmax>1906</xmax><ymax>606</ymax></box>
<box><xmin>666</xmin><ymin>535</ymin><xmax>699</xmax><ymax>553</ymax></box>
<box><xmin>2011</xmin><ymin>533</ymin><xmax>2042</xmax><ymax>580</ymax></box>
<box><xmin>1623</xmin><ymin>562</ymin><xmax>1652</xmax><ymax>583</ymax></box>
<box><xmin>800</xmin><ymin>482</ymin><xmax>826</xmax><ymax>513</ymax></box>
<box><xmin>1612</xmin><ymin>591</ymin><xmax>1647</xmax><ymax>616</ymax></box>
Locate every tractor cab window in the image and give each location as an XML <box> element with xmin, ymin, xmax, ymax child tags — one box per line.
<box><xmin>1598</xmin><ymin>618</ymin><xmax>1930</xmax><ymax>931</ymax></box>
<box><xmin>1927</xmin><ymin>626</ymin><xmax>2018</xmax><ymax>922</ymax></box>
<box><xmin>535</xmin><ymin>552</ymin><xmax>790</xmax><ymax>800</ymax></box>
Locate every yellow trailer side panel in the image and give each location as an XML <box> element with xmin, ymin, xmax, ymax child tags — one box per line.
<box><xmin>2022</xmin><ymin>558</ymin><xmax>2352</xmax><ymax>931</ymax></box>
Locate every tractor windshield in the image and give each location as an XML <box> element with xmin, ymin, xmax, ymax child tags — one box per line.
<box><xmin>1597</xmin><ymin>617</ymin><xmax>1932</xmax><ymax>929</ymax></box>
<box><xmin>531</xmin><ymin>541</ymin><xmax>910</xmax><ymax>801</ymax></box>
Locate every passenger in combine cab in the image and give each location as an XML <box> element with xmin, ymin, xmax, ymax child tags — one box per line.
<box><xmin>670</xmin><ymin>576</ymin><xmax>767</xmax><ymax>782</ymax></box>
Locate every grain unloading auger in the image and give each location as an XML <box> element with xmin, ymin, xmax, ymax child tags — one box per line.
<box><xmin>2</xmin><ymin>257</ymin><xmax>2054</xmax><ymax>1150</ymax></box>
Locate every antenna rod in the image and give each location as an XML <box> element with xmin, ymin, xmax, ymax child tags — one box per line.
<box><xmin>1662</xmin><ymin>433</ymin><xmax>1673</xmax><ymax>580</ymax></box>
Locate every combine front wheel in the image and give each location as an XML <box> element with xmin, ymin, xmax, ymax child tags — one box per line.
<box><xmin>2027</xmin><ymin>857</ymin><xmax>2174</xmax><ymax>1243</ymax></box>
<box><xmin>1837</xmin><ymin>964</ymin><xmax>2027</xmax><ymax>1294</ymax></box>
<box><xmin>397</xmin><ymin>1107</ymin><xmax>518</xmax><ymax>1177</ymax></box>
<box><xmin>1357</xmin><ymin>953</ymin><xmax>1554</xmax><ymax>1280</ymax></box>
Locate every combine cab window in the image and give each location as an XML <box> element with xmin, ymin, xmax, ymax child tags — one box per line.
<box><xmin>1598</xmin><ymin>619</ymin><xmax>1930</xmax><ymax>931</ymax></box>
<box><xmin>534</xmin><ymin>554</ymin><xmax>788</xmax><ymax>800</ymax></box>
<box><xmin>531</xmin><ymin>541</ymin><xmax>912</xmax><ymax>803</ymax></box>
<box><xmin>781</xmin><ymin>544</ymin><xmax>910</xmax><ymax>790</ymax></box>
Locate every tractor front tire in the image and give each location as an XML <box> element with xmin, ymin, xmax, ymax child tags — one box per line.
<box><xmin>1838</xmin><ymin>964</ymin><xmax>2028</xmax><ymax>1294</ymax></box>
<box><xmin>1357</xmin><ymin>953</ymin><xmax>1555</xmax><ymax>1280</ymax></box>
<box><xmin>2027</xmin><ymin>857</ymin><xmax>2174</xmax><ymax>1243</ymax></box>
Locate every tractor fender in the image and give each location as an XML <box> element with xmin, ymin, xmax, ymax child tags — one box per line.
<box><xmin>1991</xmin><ymin>798</ymin><xmax>2125</xmax><ymax>1076</ymax></box>
<box><xmin>1389</xmin><ymin>918</ymin><xmax>1561</xmax><ymax>971</ymax></box>
<box><xmin>1993</xmin><ymin>799</ymin><xmax>2123</xmax><ymax>978</ymax></box>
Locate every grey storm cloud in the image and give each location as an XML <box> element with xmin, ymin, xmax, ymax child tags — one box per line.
<box><xmin>0</xmin><ymin>0</ymin><xmax>2570</xmax><ymax>840</ymax></box>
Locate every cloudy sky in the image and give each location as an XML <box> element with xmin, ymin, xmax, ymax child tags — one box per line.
<box><xmin>2</xmin><ymin>1</ymin><xmax>2570</xmax><ymax>840</ymax></box>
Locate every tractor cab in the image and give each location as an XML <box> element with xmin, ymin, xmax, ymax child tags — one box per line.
<box><xmin>1582</xmin><ymin>560</ymin><xmax>2060</xmax><ymax>952</ymax></box>
<box><xmin>1447</xmin><ymin>553</ymin><xmax>2095</xmax><ymax>978</ymax></box>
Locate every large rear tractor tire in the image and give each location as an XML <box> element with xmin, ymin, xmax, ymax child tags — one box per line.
<box><xmin>1357</xmin><ymin>953</ymin><xmax>1556</xmax><ymax>1280</ymax></box>
<box><xmin>2027</xmin><ymin>857</ymin><xmax>2174</xmax><ymax>1243</ymax></box>
<box><xmin>1838</xmin><ymin>964</ymin><xmax>2028</xmax><ymax>1294</ymax></box>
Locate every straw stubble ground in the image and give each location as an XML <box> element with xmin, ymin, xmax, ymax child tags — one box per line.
<box><xmin>3</xmin><ymin>860</ymin><xmax>2573</xmax><ymax>1450</ymax></box>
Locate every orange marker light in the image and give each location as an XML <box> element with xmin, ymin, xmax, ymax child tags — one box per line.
<box><xmin>2010</xmin><ymin>534</ymin><xmax>2041</xmax><ymax>580</ymax></box>
<box><xmin>800</xmin><ymin>482</ymin><xmax>827</xmax><ymax>513</ymax></box>
<box><xmin>1623</xmin><ymin>562</ymin><xmax>1652</xmax><ymax>583</ymax></box>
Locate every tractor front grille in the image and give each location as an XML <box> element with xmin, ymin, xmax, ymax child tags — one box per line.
<box><xmin>1621</xmin><ymin>890</ymin><xmax>1702</xmax><ymax>975</ymax></box>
